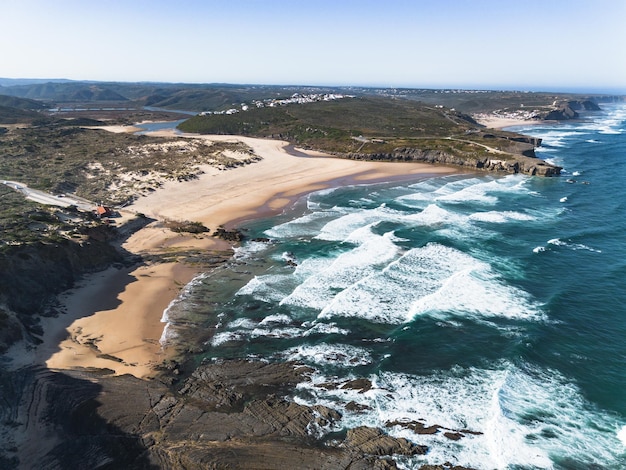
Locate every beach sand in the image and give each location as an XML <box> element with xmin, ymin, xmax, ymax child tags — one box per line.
<box><xmin>474</xmin><ymin>115</ymin><xmax>544</xmax><ymax>129</ymax></box>
<box><xmin>38</xmin><ymin>130</ymin><xmax>457</xmax><ymax>379</ymax></box>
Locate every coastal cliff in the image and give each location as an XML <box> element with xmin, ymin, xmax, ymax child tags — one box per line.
<box><xmin>540</xmin><ymin>99</ymin><xmax>601</xmax><ymax>121</ymax></box>
<box><xmin>0</xmin><ymin>226</ymin><xmax>127</xmax><ymax>353</ymax></box>
<box><xmin>177</xmin><ymin>96</ymin><xmax>561</xmax><ymax>177</ymax></box>
<box><xmin>341</xmin><ymin>148</ymin><xmax>561</xmax><ymax>177</ymax></box>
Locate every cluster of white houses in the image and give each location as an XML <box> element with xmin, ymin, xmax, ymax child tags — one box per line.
<box><xmin>199</xmin><ymin>93</ymin><xmax>353</xmax><ymax>116</ymax></box>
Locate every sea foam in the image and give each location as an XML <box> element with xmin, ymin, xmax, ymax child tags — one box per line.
<box><xmin>293</xmin><ymin>363</ymin><xmax>626</xmax><ymax>469</ymax></box>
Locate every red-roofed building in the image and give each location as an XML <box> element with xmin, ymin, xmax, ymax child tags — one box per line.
<box><xmin>95</xmin><ymin>205</ymin><xmax>112</xmax><ymax>218</ymax></box>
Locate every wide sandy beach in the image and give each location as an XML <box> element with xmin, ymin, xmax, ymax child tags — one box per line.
<box><xmin>34</xmin><ymin>129</ymin><xmax>457</xmax><ymax>379</ymax></box>
<box><xmin>474</xmin><ymin>115</ymin><xmax>546</xmax><ymax>129</ymax></box>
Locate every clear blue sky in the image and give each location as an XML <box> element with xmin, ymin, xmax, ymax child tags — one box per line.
<box><xmin>2</xmin><ymin>0</ymin><xmax>625</xmax><ymax>92</ymax></box>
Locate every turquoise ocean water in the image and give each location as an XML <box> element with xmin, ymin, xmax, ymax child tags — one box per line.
<box><xmin>162</xmin><ymin>102</ymin><xmax>626</xmax><ymax>469</ymax></box>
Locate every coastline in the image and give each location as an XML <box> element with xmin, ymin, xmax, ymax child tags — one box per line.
<box><xmin>31</xmin><ymin>129</ymin><xmax>457</xmax><ymax>379</ymax></box>
<box><xmin>474</xmin><ymin>115</ymin><xmax>547</xmax><ymax>129</ymax></box>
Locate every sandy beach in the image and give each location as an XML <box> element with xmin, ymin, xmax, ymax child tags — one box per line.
<box><xmin>37</xmin><ymin>129</ymin><xmax>456</xmax><ymax>379</ymax></box>
<box><xmin>474</xmin><ymin>115</ymin><xmax>545</xmax><ymax>129</ymax></box>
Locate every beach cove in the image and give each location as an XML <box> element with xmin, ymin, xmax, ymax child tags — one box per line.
<box><xmin>33</xmin><ymin>126</ymin><xmax>457</xmax><ymax>379</ymax></box>
<box><xmin>5</xmin><ymin>105</ymin><xmax>626</xmax><ymax>468</ymax></box>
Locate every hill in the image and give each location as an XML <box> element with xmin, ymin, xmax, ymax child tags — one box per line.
<box><xmin>0</xmin><ymin>105</ymin><xmax>43</xmax><ymax>124</ymax></box>
<box><xmin>0</xmin><ymin>94</ymin><xmax>46</xmax><ymax>110</ymax></box>
<box><xmin>0</xmin><ymin>82</ymin><xmax>128</xmax><ymax>102</ymax></box>
<box><xmin>178</xmin><ymin>95</ymin><xmax>559</xmax><ymax>176</ymax></box>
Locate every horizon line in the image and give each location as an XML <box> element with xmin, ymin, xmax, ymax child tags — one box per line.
<box><xmin>1</xmin><ymin>76</ymin><xmax>625</xmax><ymax>96</ymax></box>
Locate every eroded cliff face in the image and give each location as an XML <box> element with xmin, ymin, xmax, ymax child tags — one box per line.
<box><xmin>343</xmin><ymin>148</ymin><xmax>561</xmax><ymax>177</ymax></box>
<box><xmin>0</xmin><ymin>226</ymin><xmax>125</xmax><ymax>352</ymax></box>
<box><xmin>541</xmin><ymin>99</ymin><xmax>601</xmax><ymax>121</ymax></box>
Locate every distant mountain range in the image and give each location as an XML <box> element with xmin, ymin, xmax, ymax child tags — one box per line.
<box><xmin>0</xmin><ymin>78</ymin><xmax>76</xmax><ymax>87</ymax></box>
<box><xmin>1</xmin><ymin>78</ymin><xmax>623</xmax><ymax>116</ymax></box>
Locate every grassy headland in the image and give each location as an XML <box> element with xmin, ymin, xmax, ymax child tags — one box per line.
<box><xmin>178</xmin><ymin>96</ymin><xmax>554</xmax><ymax>174</ymax></box>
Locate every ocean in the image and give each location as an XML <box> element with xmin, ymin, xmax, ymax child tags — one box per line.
<box><xmin>161</xmin><ymin>102</ymin><xmax>626</xmax><ymax>469</ymax></box>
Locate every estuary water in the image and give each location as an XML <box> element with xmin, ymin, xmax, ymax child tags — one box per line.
<box><xmin>162</xmin><ymin>102</ymin><xmax>626</xmax><ymax>469</ymax></box>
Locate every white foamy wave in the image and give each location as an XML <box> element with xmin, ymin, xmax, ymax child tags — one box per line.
<box><xmin>282</xmin><ymin>343</ymin><xmax>372</xmax><ymax>367</ymax></box>
<box><xmin>403</xmin><ymin>203</ymin><xmax>464</xmax><ymax>227</ymax></box>
<box><xmin>399</xmin><ymin>175</ymin><xmax>528</xmax><ymax>211</ymax></box>
<box><xmin>598</xmin><ymin>126</ymin><xmax>623</xmax><ymax>135</ymax></box>
<box><xmin>249</xmin><ymin>326</ymin><xmax>303</xmax><ymax>339</ymax></box>
<box><xmin>307</xmin><ymin>186</ymin><xmax>340</xmax><ymax>202</ymax></box>
<box><xmin>577</xmin><ymin>107</ymin><xmax>626</xmax><ymax>135</ymax></box>
<box><xmin>294</xmin><ymin>364</ymin><xmax>626</xmax><ymax>469</ymax></box>
<box><xmin>406</xmin><ymin>252</ymin><xmax>544</xmax><ymax>322</ymax></box>
<box><xmin>531</xmin><ymin>129</ymin><xmax>582</xmax><ymax>148</ymax></box>
<box><xmin>315</xmin><ymin>205</ymin><xmax>400</xmax><ymax>242</ymax></box>
<box><xmin>402</xmin><ymin>204</ymin><xmax>491</xmax><ymax>244</ymax></box>
<box><xmin>317</xmin><ymin>243</ymin><xmax>473</xmax><ymax>323</ymax></box>
<box><xmin>548</xmin><ymin>238</ymin><xmax>602</xmax><ymax>253</ymax></box>
<box><xmin>384</xmin><ymin>231</ymin><xmax>409</xmax><ymax>242</ymax></box>
<box><xmin>227</xmin><ymin>317</ymin><xmax>258</xmax><ymax>329</ymax></box>
<box><xmin>396</xmin><ymin>191</ymin><xmax>433</xmax><ymax>209</ymax></box>
<box><xmin>314</xmin><ymin>243</ymin><xmax>543</xmax><ymax>324</ymax></box>
<box><xmin>469</xmin><ymin>210</ymin><xmax>536</xmax><ymax>224</ymax></box>
<box><xmin>573</xmin><ymin>243</ymin><xmax>601</xmax><ymax>253</ymax></box>
<box><xmin>543</xmin><ymin>156</ymin><xmax>564</xmax><ymax>167</ymax></box>
<box><xmin>211</xmin><ymin>316</ymin><xmax>304</xmax><ymax>344</ymax></box>
<box><xmin>280</xmin><ymin>251</ymin><xmax>297</xmax><ymax>264</ymax></box>
<box><xmin>259</xmin><ymin>313</ymin><xmax>292</xmax><ymax>325</ymax></box>
<box><xmin>232</xmin><ymin>240</ymin><xmax>269</xmax><ymax>261</ymax></box>
<box><xmin>159</xmin><ymin>272</ymin><xmax>207</xmax><ymax>345</ymax></box>
<box><xmin>394</xmin><ymin>177</ymin><xmax>478</xmax><ymax>210</ymax></box>
<box><xmin>572</xmin><ymin>171</ymin><xmax>582</xmax><ymax>176</ymax></box>
<box><xmin>618</xmin><ymin>426</ymin><xmax>626</xmax><ymax>446</ymax></box>
<box><xmin>210</xmin><ymin>331</ymin><xmax>245</xmax><ymax>346</ymax></box>
<box><xmin>435</xmin><ymin>184</ymin><xmax>498</xmax><ymax>205</ymax></box>
<box><xmin>160</xmin><ymin>302</ymin><xmax>172</xmax><ymax>325</ymax></box>
<box><xmin>158</xmin><ymin>322</ymin><xmax>177</xmax><ymax>346</ymax></box>
<box><xmin>280</xmin><ymin>230</ymin><xmax>400</xmax><ymax>311</ymax></box>
<box><xmin>302</xmin><ymin>321</ymin><xmax>350</xmax><ymax>336</ymax></box>
<box><xmin>236</xmin><ymin>255</ymin><xmax>336</xmax><ymax>306</ymax></box>
<box><xmin>407</xmin><ymin>176</ymin><xmax>450</xmax><ymax>193</ymax></box>
<box><xmin>264</xmin><ymin>209</ymin><xmax>342</xmax><ymax>239</ymax></box>
<box><xmin>596</xmin><ymin>106</ymin><xmax>626</xmax><ymax>133</ymax></box>
<box><xmin>235</xmin><ymin>273</ymin><xmax>296</xmax><ymax>303</ymax></box>
<box><xmin>533</xmin><ymin>246</ymin><xmax>546</xmax><ymax>253</ymax></box>
<box><xmin>560</xmin><ymin>196</ymin><xmax>568</xmax><ymax>203</ymax></box>
<box><xmin>492</xmin><ymin>365</ymin><xmax>626</xmax><ymax>467</ymax></box>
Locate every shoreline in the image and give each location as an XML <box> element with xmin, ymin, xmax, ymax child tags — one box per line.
<box><xmin>24</xmin><ymin>130</ymin><xmax>457</xmax><ymax>379</ymax></box>
<box><xmin>474</xmin><ymin>115</ymin><xmax>549</xmax><ymax>129</ymax></box>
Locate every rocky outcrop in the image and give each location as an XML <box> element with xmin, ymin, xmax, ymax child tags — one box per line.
<box><xmin>212</xmin><ymin>226</ymin><xmax>245</xmax><ymax>242</ymax></box>
<box><xmin>0</xmin><ymin>360</ymin><xmax>477</xmax><ymax>469</ymax></box>
<box><xmin>344</xmin><ymin>148</ymin><xmax>561</xmax><ymax>176</ymax></box>
<box><xmin>566</xmin><ymin>100</ymin><xmax>601</xmax><ymax>111</ymax></box>
<box><xmin>385</xmin><ymin>419</ymin><xmax>483</xmax><ymax>441</ymax></box>
<box><xmin>542</xmin><ymin>105</ymin><xmax>578</xmax><ymax>121</ymax></box>
<box><xmin>540</xmin><ymin>99</ymin><xmax>600</xmax><ymax>121</ymax></box>
<box><xmin>342</xmin><ymin>426</ymin><xmax>427</xmax><ymax>456</ymax></box>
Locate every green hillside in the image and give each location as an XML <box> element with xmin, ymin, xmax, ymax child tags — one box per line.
<box><xmin>0</xmin><ymin>94</ymin><xmax>46</xmax><ymax>110</ymax></box>
<box><xmin>0</xmin><ymin>82</ymin><xmax>128</xmax><ymax>101</ymax></box>
<box><xmin>178</xmin><ymin>96</ymin><xmax>533</xmax><ymax>156</ymax></box>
